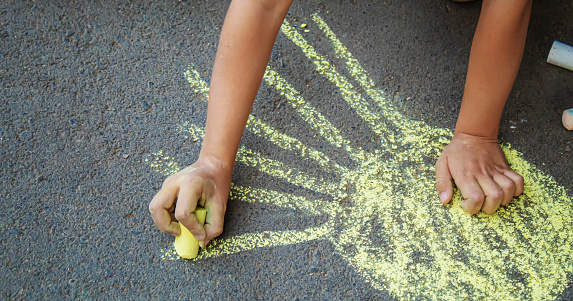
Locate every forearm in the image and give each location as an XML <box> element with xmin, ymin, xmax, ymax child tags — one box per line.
<box><xmin>199</xmin><ymin>0</ymin><xmax>293</xmax><ymax>166</ymax></box>
<box><xmin>455</xmin><ymin>0</ymin><xmax>532</xmax><ymax>139</ymax></box>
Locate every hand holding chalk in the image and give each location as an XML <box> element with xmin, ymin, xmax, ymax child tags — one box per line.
<box><xmin>149</xmin><ymin>155</ymin><xmax>232</xmax><ymax>255</ymax></box>
<box><xmin>174</xmin><ymin>207</ymin><xmax>208</xmax><ymax>259</ymax></box>
<box><xmin>563</xmin><ymin>109</ymin><xmax>573</xmax><ymax>131</ymax></box>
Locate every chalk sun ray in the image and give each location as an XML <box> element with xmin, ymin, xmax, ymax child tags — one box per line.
<box><xmin>185</xmin><ymin>65</ymin><xmax>348</xmax><ymax>174</ymax></box>
<box><xmin>306</xmin><ymin>14</ymin><xmax>573</xmax><ymax>298</ymax></box>
<box><xmin>230</xmin><ymin>184</ymin><xmax>337</xmax><ymax>216</ymax></box>
<box><xmin>262</xmin><ymin>67</ymin><xmax>367</xmax><ymax>161</ymax></box>
<box><xmin>311</xmin><ymin>13</ymin><xmax>451</xmax><ymax>156</ymax></box>
<box><xmin>280</xmin><ymin>20</ymin><xmax>397</xmax><ymax>150</ymax></box>
<box><xmin>178</xmin><ymin>122</ymin><xmax>341</xmax><ymax>197</ymax></box>
<box><xmin>198</xmin><ymin>223</ymin><xmax>331</xmax><ymax>260</ymax></box>
<box><xmin>145</xmin><ymin>150</ymin><xmax>333</xmax><ymax>216</ymax></box>
<box><xmin>145</xmin><ymin>152</ymin><xmax>332</xmax><ymax>259</ymax></box>
<box><xmin>147</xmin><ymin>13</ymin><xmax>573</xmax><ymax>301</ymax></box>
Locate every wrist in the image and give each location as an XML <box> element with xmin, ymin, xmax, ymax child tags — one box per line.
<box><xmin>197</xmin><ymin>152</ymin><xmax>234</xmax><ymax>175</ymax></box>
<box><xmin>454</xmin><ymin>115</ymin><xmax>499</xmax><ymax>140</ymax></box>
<box><xmin>451</xmin><ymin>131</ymin><xmax>498</xmax><ymax>143</ymax></box>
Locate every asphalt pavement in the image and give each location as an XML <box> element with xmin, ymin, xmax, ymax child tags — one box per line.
<box><xmin>1</xmin><ymin>0</ymin><xmax>572</xmax><ymax>300</ymax></box>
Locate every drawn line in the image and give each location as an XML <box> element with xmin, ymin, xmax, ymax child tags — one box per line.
<box><xmin>198</xmin><ymin>224</ymin><xmax>331</xmax><ymax>260</ymax></box>
<box><xmin>230</xmin><ymin>184</ymin><xmax>337</xmax><ymax>215</ymax></box>
<box><xmin>312</xmin><ymin>13</ymin><xmax>452</xmax><ymax>156</ymax></box>
<box><xmin>280</xmin><ymin>20</ymin><xmax>395</xmax><ymax>149</ymax></box>
<box><xmin>179</xmin><ymin>122</ymin><xmax>342</xmax><ymax>197</ymax></box>
<box><xmin>263</xmin><ymin>67</ymin><xmax>367</xmax><ymax>161</ymax></box>
<box><xmin>185</xmin><ymin>65</ymin><xmax>349</xmax><ymax>173</ymax></box>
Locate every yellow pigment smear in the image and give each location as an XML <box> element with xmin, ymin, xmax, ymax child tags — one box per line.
<box><xmin>146</xmin><ymin>14</ymin><xmax>573</xmax><ymax>301</ymax></box>
<box><xmin>230</xmin><ymin>184</ymin><xmax>336</xmax><ymax>215</ymax></box>
<box><xmin>185</xmin><ymin>66</ymin><xmax>348</xmax><ymax>174</ymax></box>
<box><xmin>263</xmin><ymin>67</ymin><xmax>367</xmax><ymax>161</ymax></box>
<box><xmin>178</xmin><ymin>122</ymin><xmax>341</xmax><ymax>198</ymax></box>
<box><xmin>197</xmin><ymin>224</ymin><xmax>331</xmax><ymax>260</ymax></box>
<box><xmin>311</xmin><ymin>13</ymin><xmax>451</xmax><ymax>157</ymax></box>
<box><xmin>144</xmin><ymin>150</ymin><xmax>180</xmax><ymax>176</ymax></box>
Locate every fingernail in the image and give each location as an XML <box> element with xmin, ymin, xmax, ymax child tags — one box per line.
<box><xmin>440</xmin><ymin>192</ymin><xmax>448</xmax><ymax>203</ymax></box>
<box><xmin>195</xmin><ymin>234</ymin><xmax>204</xmax><ymax>240</ymax></box>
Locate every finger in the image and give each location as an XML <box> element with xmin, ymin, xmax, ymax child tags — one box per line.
<box><xmin>435</xmin><ymin>157</ymin><xmax>454</xmax><ymax>204</ymax></box>
<box><xmin>168</xmin><ymin>203</ymin><xmax>176</xmax><ymax>221</ymax></box>
<box><xmin>200</xmin><ymin>199</ymin><xmax>226</xmax><ymax>248</ymax></box>
<box><xmin>501</xmin><ymin>169</ymin><xmax>524</xmax><ymax>197</ymax></box>
<box><xmin>477</xmin><ymin>176</ymin><xmax>504</xmax><ymax>214</ymax></box>
<box><xmin>198</xmin><ymin>179</ymin><xmax>216</xmax><ymax>208</ymax></box>
<box><xmin>149</xmin><ymin>186</ymin><xmax>181</xmax><ymax>236</ymax></box>
<box><xmin>493</xmin><ymin>173</ymin><xmax>516</xmax><ymax>206</ymax></box>
<box><xmin>174</xmin><ymin>178</ymin><xmax>206</xmax><ymax>240</ymax></box>
<box><xmin>457</xmin><ymin>177</ymin><xmax>485</xmax><ymax>214</ymax></box>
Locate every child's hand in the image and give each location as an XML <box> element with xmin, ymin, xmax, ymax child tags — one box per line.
<box><xmin>149</xmin><ymin>155</ymin><xmax>232</xmax><ymax>247</ymax></box>
<box><xmin>435</xmin><ymin>133</ymin><xmax>524</xmax><ymax>214</ymax></box>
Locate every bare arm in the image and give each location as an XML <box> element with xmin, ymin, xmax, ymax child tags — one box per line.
<box><xmin>150</xmin><ymin>0</ymin><xmax>292</xmax><ymax>247</ymax></box>
<box><xmin>456</xmin><ymin>0</ymin><xmax>532</xmax><ymax>138</ymax></box>
<box><xmin>436</xmin><ymin>0</ymin><xmax>530</xmax><ymax>214</ymax></box>
<box><xmin>201</xmin><ymin>0</ymin><xmax>294</xmax><ymax>166</ymax></box>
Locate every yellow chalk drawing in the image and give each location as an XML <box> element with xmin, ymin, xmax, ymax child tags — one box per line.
<box><xmin>147</xmin><ymin>14</ymin><xmax>573</xmax><ymax>301</ymax></box>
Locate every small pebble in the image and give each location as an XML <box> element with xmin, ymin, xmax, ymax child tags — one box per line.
<box><xmin>565</xmin><ymin>146</ymin><xmax>571</xmax><ymax>152</ymax></box>
<box><xmin>122</xmin><ymin>154</ymin><xmax>129</xmax><ymax>159</ymax></box>
<box><xmin>140</xmin><ymin>101</ymin><xmax>151</xmax><ymax>108</ymax></box>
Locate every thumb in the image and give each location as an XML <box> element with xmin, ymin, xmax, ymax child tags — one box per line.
<box><xmin>435</xmin><ymin>156</ymin><xmax>453</xmax><ymax>204</ymax></box>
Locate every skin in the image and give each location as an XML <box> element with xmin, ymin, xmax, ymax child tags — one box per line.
<box><xmin>149</xmin><ymin>0</ymin><xmax>293</xmax><ymax>247</ymax></box>
<box><xmin>150</xmin><ymin>0</ymin><xmax>532</xmax><ymax>246</ymax></box>
<box><xmin>435</xmin><ymin>0</ymin><xmax>530</xmax><ymax>214</ymax></box>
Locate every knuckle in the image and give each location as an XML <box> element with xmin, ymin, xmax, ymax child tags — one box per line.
<box><xmin>500</xmin><ymin>180</ymin><xmax>515</xmax><ymax>190</ymax></box>
<box><xmin>515</xmin><ymin>174</ymin><xmax>525</xmax><ymax>185</ymax></box>
<box><xmin>162</xmin><ymin>175</ymin><xmax>177</xmax><ymax>187</ymax></box>
<box><xmin>181</xmin><ymin>173</ymin><xmax>200</xmax><ymax>184</ymax></box>
<box><xmin>466</xmin><ymin>205</ymin><xmax>481</xmax><ymax>215</ymax></box>
<box><xmin>185</xmin><ymin>222</ymin><xmax>200</xmax><ymax>233</ymax></box>
<box><xmin>467</xmin><ymin>192</ymin><xmax>485</xmax><ymax>204</ymax></box>
<box><xmin>174</xmin><ymin>210</ymin><xmax>190</xmax><ymax>222</ymax></box>
<box><xmin>148</xmin><ymin>202</ymin><xmax>160</xmax><ymax>214</ymax></box>
<box><xmin>489</xmin><ymin>189</ymin><xmax>503</xmax><ymax>201</ymax></box>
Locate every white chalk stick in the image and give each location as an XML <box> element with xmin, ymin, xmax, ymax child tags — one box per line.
<box><xmin>547</xmin><ymin>41</ymin><xmax>573</xmax><ymax>71</ymax></box>
<box><xmin>563</xmin><ymin>109</ymin><xmax>573</xmax><ymax>131</ymax></box>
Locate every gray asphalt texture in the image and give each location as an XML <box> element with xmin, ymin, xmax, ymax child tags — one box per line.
<box><xmin>1</xmin><ymin>0</ymin><xmax>572</xmax><ymax>300</ymax></box>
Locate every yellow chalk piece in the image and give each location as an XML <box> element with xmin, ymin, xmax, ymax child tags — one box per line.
<box><xmin>174</xmin><ymin>207</ymin><xmax>208</xmax><ymax>259</ymax></box>
<box><xmin>301</xmin><ymin>23</ymin><xmax>307</xmax><ymax>28</ymax></box>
